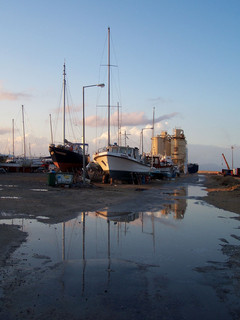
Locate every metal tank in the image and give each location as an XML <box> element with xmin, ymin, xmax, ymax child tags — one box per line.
<box><xmin>170</xmin><ymin>129</ymin><xmax>187</xmax><ymax>172</ymax></box>
<box><xmin>151</xmin><ymin>131</ymin><xmax>171</xmax><ymax>156</ymax></box>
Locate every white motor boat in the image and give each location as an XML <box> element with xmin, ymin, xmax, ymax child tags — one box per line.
<box><xmin>94</xmin><ymin>144</ymin><xmax>150</xmax><ymax>182</ymax></box>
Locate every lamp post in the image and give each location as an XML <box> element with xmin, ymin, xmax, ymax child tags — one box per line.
<box><xmin>82</xmin><ymin>83</ymin><xmax>105</xmax><ymax>184</ymax></box>
<box><xmin>231</xmin><ymin>146</ymin><xmax>234</xmax><ymax>170</ymax></box>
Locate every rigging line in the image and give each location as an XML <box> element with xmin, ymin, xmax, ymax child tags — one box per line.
<box><xmin>97</xmin><ymin>32</ymin><xmax>108</xmax><ymax>91</ymax></box>
<box><xmin>54</xmin><ymin>224</ymin><xmax>61</xmax><ymax>261</ymax></box>
<box><xmin>95</xmin><ymin>107</ymin><xmax>97</xmax><ymax>151</ymax></box>
<box><xmin>116</xmin><ymin>67</ymin><xmax>122</xmax><ymax>106</ymax></box>
<box><xmin>65</xmin><ymin>76</ymin><xmax>80</xmax><ymax>136</ymax></box>
<box><xmin>64</xmin><ymin>75</ymin><xmax>74</xmax><ymax>141</ymax></box>
<box><xmin>111</xmin><ymin>36</ymin><xmax>122</xmax><ymax>105</ymax></box>
<box><xmin>65</xmin><ymin>88</ymin><xmax>76</xmax><ymax>141</ymax></box>
<box><xmin>54</xmin><ymin>82</ymin><xmax>64</xmax><ymax>144</ymax></box>
<box><xmin>66</xmin><ymin>217</ymin><xmax>79</xmax><ymax>260</ymax></box>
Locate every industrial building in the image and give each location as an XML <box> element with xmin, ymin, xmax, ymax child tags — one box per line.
<box><xmin>151</xmin><ymin>128</ymin><xmax>187</xmax><ymax>173</ymax></box>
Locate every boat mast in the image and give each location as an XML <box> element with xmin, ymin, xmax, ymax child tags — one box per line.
<box><xmin>117</xmin><ymin>102</ymin><xmax>120</xmax><ymax>145</ymax></box>
<box><xmin>107</xmin><ymin>27</ymin><xmax>110</xmax><ymax>146</ymax></box>
<box><xmin>152</xmin><ymin>107</ymin><xmax>155</xmax><ymax>139</ymax></box>
<box><xmin>22</xmin><ymin>105</ymin><xmax>26</xmax><ymax>159</ymax></box>
<box><xmin>12</xmin><ymin>119</ymin><xmax>14</xmax><ymax>159</ymax></box>
<box><xmin>49</xmin><ymin>114</ymin><xmax>53</xmax><ymax>144</ymax></box>
<box><xmin>151</xmin><ymin>107</ymin><xmax>155</xmax><ymax>166</ymax></box>
<box><xmin>63</xmin><ymin>63</ymin><xmax>66</xmax><ymax>145</ymax></box>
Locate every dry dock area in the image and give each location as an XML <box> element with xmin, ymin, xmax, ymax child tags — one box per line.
<box><xmin>0</xmin><ymin>173</ymin><xmax>240</xmax><ymax>319</ymax></box>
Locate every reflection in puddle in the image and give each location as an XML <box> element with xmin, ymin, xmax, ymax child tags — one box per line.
<box><xmin>0</xmin><ymin>185</ymin><xmax>18</xmax><ymax>188</ymax></box>
<box><xmin>0</xmin><ymin>196</ymin><xmax>21</xmax><ymax>199</ymax></box>
<box><xmin>1</xmin><ymin>184</ymin><xmax>240</xmax><ymax>319</ymax></box>
<box><xmin>96</xmin><ymin>211</ymin><xmax>139</xmax><ymax>222</ymax></box>
<box><xmin>2</xmin><ymin>202</ymin><xmax>239</xmax><ymax>269</ymax></box>
<box><xmin>161</xmin><ymin>186</ymin><xmax>188</xmax><ymax>219</ymax></box>
<box><xmin>0</xmin><ymin>212</ymin><xmax>28</xmax><ymax>218</ymax></box>
<box><xmin>35</xmin><ymin>216</ymin><xmax>50</xmax><ymax>220</ymax></box>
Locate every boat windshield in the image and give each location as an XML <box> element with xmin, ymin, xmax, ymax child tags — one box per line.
<box><xmin>119</xmin><ymin>147</ymin><xmax>127</xmax><ymax>154</ymax></box>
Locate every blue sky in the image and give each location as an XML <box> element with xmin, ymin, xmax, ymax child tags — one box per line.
<box><xmin>0</xmin><ymin>0</ymin><xmax>239</xmax><ymax>169</ymax></box>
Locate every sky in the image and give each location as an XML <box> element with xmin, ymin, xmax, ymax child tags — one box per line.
<box><xmin>0</xmin><ymin>0</ymin><xmax>239</xmax><ymax>170</ymax></box>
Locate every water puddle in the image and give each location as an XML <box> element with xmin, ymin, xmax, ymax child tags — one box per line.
<box><xmin>0</xmin><ymin>183</ymin><xmax>239</xmax><ymax>319</ymax></box>
<box><xmin>0</xmin><ymin>212</ymin><xmax>29</xmax><ymax>218</ymax></box>
<box><xmin>0</xmin><ymin>196</ymin><xmax>21</xmax><ymax>199</ymax></box>
<box><xmin>0</xmin><ymin>184</ymin><xmax>18</xmax><ymax>188</ymax></box>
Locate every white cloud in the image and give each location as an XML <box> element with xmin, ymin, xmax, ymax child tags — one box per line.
<box><xmin>0</xmin><ymin>128</ymin><xmax>11</xmax><ymax>135</ymax></box>
<box><xmin>0</xmin><ymin>84</ymin><xmax>31</xmax><ymax>101</ymax></box>
<box><xmin>85</xmin><ymin>111</ymin><xmax>179</xmax><ymax>127</ymax></box>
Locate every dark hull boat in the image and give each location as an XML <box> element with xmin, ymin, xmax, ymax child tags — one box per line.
<box><xmin>49</xmin><ymin>64</ymin><xmax>90</xmax><ymax>173</ymax></box>
<box><xmin>187</xmin><ymin>163</ymin><xmax>199</xmax><ymax>174</ymax></box>
<box><xmin>49</xmin><ymin>142</ymin><xmax>89</xmax><ymax>172</ymax></box>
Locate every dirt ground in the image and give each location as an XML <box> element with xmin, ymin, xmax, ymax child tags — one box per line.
<box><xmin>203</xmin><ymin>174</ymin><xmax>240</xmax><ymax>215</ymax></box>
<box><xmin>1</xmin><ymin>172</ymin><xmax>240</xmax><ymax>319</ymax></box>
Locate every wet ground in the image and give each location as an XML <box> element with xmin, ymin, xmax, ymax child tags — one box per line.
<box><xmin>0</xmin><ymin>175</ymin><xmax>240</xmax><ymax>319</ymax></box>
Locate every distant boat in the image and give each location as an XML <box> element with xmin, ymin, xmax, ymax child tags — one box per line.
<box><xmin>145</xmin><ymin>154</ymin><xmax>179</xmax><ymax>179</ymax></box>
<box><xmin>49</xmin><ymin>64</ymin><xmax>90</xmax><ymax>173</ymax></box>
<box><xmin>0</xmin><ymin>107</ymin><xmax>43</xmax><ymax>173</ymax></box>
<box><xmin>0</xmin><ymin>157</ymin><xmax>43</xmax><ymax>173</ymax></box>
<box><xmin>0</xmin><ymin>154</ymin><xmax>8</xmax><ymax>163</ymax></box>
<box><xmin>93</xmin><ymin>28</ymin><xmax>151</xmax><ymax>183</ymax></box>
<box><xmin>187</xmin><ymin>163</ymin><xmax>199</xmax><ymax>174</ymax></box>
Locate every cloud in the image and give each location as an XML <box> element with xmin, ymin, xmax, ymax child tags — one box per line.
<box><xmin>86</xmin><ymin>114</ymin><xmax>107</xmax><ymax>127</ymax></box>
<box><xmin>0</xmin><ymin>86</ymin><xmax>31</xmax><ymax>101</ymax></box>
<box><xmin>0</xmin><ymin>128</ymin><xmax>11</xmax><ymax>135</ymax></box>
<box><xmin>86</xmin><ymin>111</ymin><xmax>179</xmax><ymax>127</ymax></box>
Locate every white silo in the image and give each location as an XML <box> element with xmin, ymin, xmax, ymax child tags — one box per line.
<box><xmin>171</xmin><ymin>129</ymin><xmax>187</xmax><ymax>172</ymax></box>
<box><xmin>151</xmin><ymin>131</ymin><xmax>171</xmax><ymax>156</ymax></box>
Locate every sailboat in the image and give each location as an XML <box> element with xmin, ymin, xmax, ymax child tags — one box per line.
<box><xmin>49</xmin><ymin>64</ymin><xmax>90</xmax><ymax>173</ymax></box>
<box><xmin>1</xmin><ymin>107</ymin><xmax>43</xmax><ymax>173</ymax></box>
<box><xmin>93</xmin><ymin>28</ymin><xmax>151</xmax><ymax>183</ymax></box>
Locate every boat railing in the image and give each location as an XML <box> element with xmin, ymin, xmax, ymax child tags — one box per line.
<box><xmin>95</xmin><ymin>146</ymin><xmax>109</xmax><ymax>153</ymax></box>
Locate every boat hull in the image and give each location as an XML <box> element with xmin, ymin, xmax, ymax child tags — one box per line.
<box><xmin>0</xmin><ymin>162</ymin><xmax>41</xmax><ymax>173</ymax></box>
<box><xmin>187</xmin><ymin>163</ymin><xmax>199</xmax><ymax>174</ymax></box>
<box><xmin>94</xmin><ymin>151</ymin><xmax>150</xmax><ymax>182</ymax></box>
<box><xmin>49</xmin><ymin>145</ymin><xmax>89</xmax><ymax>172</ymax></box>
<box><xmin>150</xmin><ymin>166</ymin><xmax>176</xmax><ymax>179</ymax></box>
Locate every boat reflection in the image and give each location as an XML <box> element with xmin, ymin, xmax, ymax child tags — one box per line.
<box><xmin>95</xmin><ymin>210</ymin><xmax>139</xmax><ymax>223</ymax></box>
<box><xmin>158</xmin><ymin>187</ymin><xmax>187</xmax><ymax>219</ymax></box>
<box><xmin>74</xmin><ymin>211</ymin><xmax>140</xmax><ymax>293</ymax></box>
<box><xmin>6</xmin><ymin>203</ymin><xmax>187</xmax><ymax>297</ymax></box>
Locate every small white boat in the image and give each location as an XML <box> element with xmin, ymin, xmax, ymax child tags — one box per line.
<box><xmin>94</xmin><ymin>144</ymin><xmax>150</xmax><ymax>182</ymax></box>
<box><xmin>145</xmin><ymin>154</ymin><xmax>179</xmax><ymax>179</ymax></box>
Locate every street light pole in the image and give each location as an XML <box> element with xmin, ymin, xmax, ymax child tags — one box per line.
<box><xmin>82</xmin><ymin>83</ymin><xmax>105</xmax><ymax>184</ymax></box>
